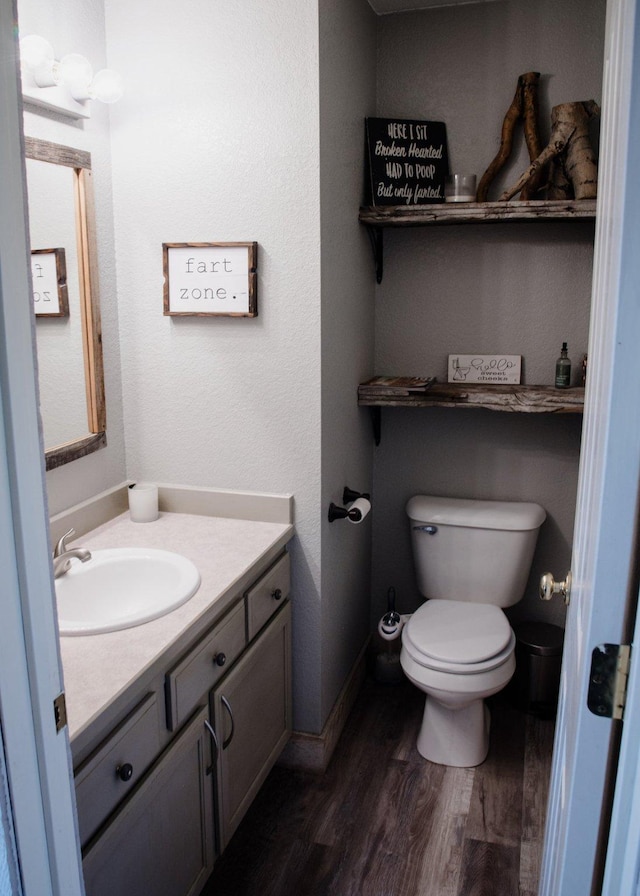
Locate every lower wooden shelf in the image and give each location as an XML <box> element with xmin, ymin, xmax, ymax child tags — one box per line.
<box><xmin>358</xmin><ymin>383</ymin><xmax>585</xmax><ymax>445</ymax></box>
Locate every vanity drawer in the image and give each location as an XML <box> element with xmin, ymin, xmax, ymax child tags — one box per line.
<box><xmin>245</xmin><ymin>552</ymin><xmax>290</xmax><ymax>641</ymax></box>
<box><xmin>166</xmin><ymin>599</ymin><xmax>246</xmax><ymax>732</ymax></box>
<box><xmin>75</xmin><ymin>693</ymin><xmax>161</xmax><ymax>846</ymax></box>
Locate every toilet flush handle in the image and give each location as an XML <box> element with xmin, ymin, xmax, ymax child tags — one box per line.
<box><xmin>540</xmin><ymin>570</ymin><xmax>572</xmax><ymax>605</ymax></box>
<box><xmin>413</xmin><ymin>525</ymin><xmax>438</xmax><ymax>535</ymax></box>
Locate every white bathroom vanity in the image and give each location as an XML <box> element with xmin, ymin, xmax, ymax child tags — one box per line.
<box><xmin>55</xmin><ymin>495</ymin><xmax>294</xmax><ymax>896</ymax></box>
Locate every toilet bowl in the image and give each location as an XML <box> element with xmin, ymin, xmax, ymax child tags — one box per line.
<box><xmin>401</xmin><ymin>600</ymin><xmax>516</xmax><ymax>766</ymax></box>
<box><xmin>400</xmin><ymin>496</ymin><xmax>546</xmax><ymax>767</ymax></box>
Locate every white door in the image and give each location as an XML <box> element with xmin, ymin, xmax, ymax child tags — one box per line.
<box><xmin>0</xmin><ymin>2</ymin><xmax>85</xmax><ymax>893</ymax></box>
<box><xmin>539</xmin><ymin>1</ymin><xmax>640</xmax><ymax>893</ymax></box>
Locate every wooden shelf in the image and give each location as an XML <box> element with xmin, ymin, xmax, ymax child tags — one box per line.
<box><xmin>358</xmin><ymin>383</ymin><xmax>585</xmax><ymax>445</ymax></box>
<box><xmin>358</xmin><ymin>382</ymin><xmax>584</xmax><ymax>411</ymax></box>
<box><xmin>359</xmin><ymin>199</ymin><xmax>596</xmax><ymax>228</ymax></box>
<box><xmin>359</xmin><ymin>199</ymin><xmax>597</xmax><ymax>281</ymax></box>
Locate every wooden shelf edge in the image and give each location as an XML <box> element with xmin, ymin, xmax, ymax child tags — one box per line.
<box><xmin>359</xmin><ymin>199</ymin><xmax>597</xmax><ymax>228</ymax></box>
<box><xmin>358</xmin><ymin>383</ymin><xmax>584</xmax><ymax>414</ymax></box>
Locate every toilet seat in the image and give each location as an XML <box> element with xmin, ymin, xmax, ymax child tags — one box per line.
<box><xmin>402</xmin><ymin>600</ymin><xmax>515</xmax><ymax>675</ymax></box>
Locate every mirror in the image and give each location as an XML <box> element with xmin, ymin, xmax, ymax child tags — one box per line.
<box><xmin>25</xmin><ymin>137</ymin><xmax>106</xmax><ymax>470</ymax></box>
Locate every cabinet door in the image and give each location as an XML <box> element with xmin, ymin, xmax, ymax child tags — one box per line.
<box><xmin>212</xmin><ymin>601</ymin><xmax>291</xmax><ymax>851</ymax></box>
<box><xmin>82</xmin><ymin>706</ymin><xmax>214</xmax><ymax>896</ymax></box>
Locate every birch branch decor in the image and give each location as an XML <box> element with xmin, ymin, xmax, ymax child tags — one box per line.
<box><xmin>476</xmin><ymin>70</ymin><xmax>600</xmax><ymax>203</ymax></box>
<box><xmin>476</xmin><ymin>72</ymin><xmax>544</xmax><ymax>202</ymax></box>
<box><xmin>500</xmin><ymin>101</ymin><xmax>600</xmax><ymax>201</ymax></box>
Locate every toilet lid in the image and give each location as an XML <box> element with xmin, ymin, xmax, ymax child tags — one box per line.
<box><xmin>403</xmin><ymin>600</ymin><xmax>512</xmax><ymax>665</ymax></box>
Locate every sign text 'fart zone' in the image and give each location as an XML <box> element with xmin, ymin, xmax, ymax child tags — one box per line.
<box><xmin>163</xmin><ymin>242</ymin><xmax>258</xmax><ymax>317</ymax></box>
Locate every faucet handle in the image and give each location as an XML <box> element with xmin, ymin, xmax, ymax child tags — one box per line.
<box><xmin>54</xmin><ymin>528</ymin><xmax>76</xmax><ymax>558</ymax></box>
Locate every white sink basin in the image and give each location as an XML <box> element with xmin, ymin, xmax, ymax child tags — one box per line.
<box><xmin>56</xmin><ymin>548</ymin><xmax>201</xmax><ymax>636</ymax></box>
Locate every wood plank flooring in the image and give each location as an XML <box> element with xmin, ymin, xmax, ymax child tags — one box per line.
<box><xmin>201</xmin><ymin>677</ymin><xmax>555</xmax><ymax>896</ymax></box>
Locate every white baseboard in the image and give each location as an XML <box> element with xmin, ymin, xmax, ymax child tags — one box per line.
<box><xmin>279</xmin><ymin>639</ymin><xmax>369</xmax><ymax>774</ymax></box>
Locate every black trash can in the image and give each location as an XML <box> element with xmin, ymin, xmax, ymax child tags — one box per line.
<box><xmin>511</xmin><ymin>621</ymin><xmax>564</xmax><ymax>718</ymax></box>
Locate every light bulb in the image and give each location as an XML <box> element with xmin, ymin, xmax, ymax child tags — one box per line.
<box><xmin>58</xmin><ymin>53</ymin><xmax>93</xmax><ymax>100</ymax></box>
<box><xmin>90</xmin><ymin>69</ymin><xmax>124</xmax><ymax>104</ymax></box>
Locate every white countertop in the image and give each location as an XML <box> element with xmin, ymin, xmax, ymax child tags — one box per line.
<box><xmin>59</xmin><ymin>511</ymin><xmax>293</xmax><ymax>745</ymax></box>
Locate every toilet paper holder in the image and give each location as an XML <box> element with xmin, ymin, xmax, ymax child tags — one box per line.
<box><xmin>328</xmin><ymin>487</ymin><xmax>371</xmax><ymax>523</ymax></box>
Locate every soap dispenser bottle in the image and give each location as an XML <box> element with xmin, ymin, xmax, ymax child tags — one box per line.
<box><xmin>555</xmin><ymin>342</ymin><xmax>571</xmax><ymax>389</ymax></box>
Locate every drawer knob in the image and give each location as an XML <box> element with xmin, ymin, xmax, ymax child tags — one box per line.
<box><xmin>116</xmin><ymin>763</ymin><xmax>133</xmax><ymax>782</ymax></box>
<box><xmin>272</xmin><ymin>588</ymin><xmax>283</xmax><ymax>601</ymax></box>
<box><xmin>213</xmin><ymin>652</ymin><xmax>227</xmax><ymax>667</ymax></box>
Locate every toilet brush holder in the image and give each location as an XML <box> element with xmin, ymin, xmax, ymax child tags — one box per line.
<box><xmin>377</xmin><ymin>587</ymin><xmax>405</xmax><ymax>640</ymax></box>
<box><xmin>374</xmin><ymin>587</ymin><xmax>405</xmax><ymax>684</ymax></box>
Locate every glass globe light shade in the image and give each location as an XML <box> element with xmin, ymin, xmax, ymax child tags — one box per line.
<box><xmin>90</xmin><ymin>69</ymin><xmax>124</xmax><ymax>104</ymax></box>
<box><xmin>58</xmin><ymin>53</ymin><xmax>93</xmax><ymax>99</ymax></box>
<box><xmin>19</xmin><ymin>34</ymin><xmax>54</xmax><ymax>69</ymax></box>
<box><xmin>19</xmin><ymin>35</ymin><xmax>57</xmax><ymax>86</ymax></box>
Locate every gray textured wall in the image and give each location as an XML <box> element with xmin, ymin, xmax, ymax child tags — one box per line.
<box><xmin>320</xmin><ymin>0</ymin><xmax>377</xmax><ymax>723</ymax></box>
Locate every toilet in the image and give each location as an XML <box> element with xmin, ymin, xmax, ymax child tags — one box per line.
<box><xmin>400</xmin><ymin>495</ymin><xmax>546</xmax><ymax>767</ymax></box>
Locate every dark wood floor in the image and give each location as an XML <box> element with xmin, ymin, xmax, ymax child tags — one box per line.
<box><xmin>202</xmin><ymin>677</ymin><xmax>555</xmax><ymax>896</ymax></box>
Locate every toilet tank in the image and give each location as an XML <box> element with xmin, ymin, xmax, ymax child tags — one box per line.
<box><xmin>407</xmin><ymin>496</ymin><xmax>546</xmax><ymax>607</ymax></box>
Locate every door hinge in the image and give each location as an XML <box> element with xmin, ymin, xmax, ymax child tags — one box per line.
<box><xmin>53</xmin><ymin>692</ymin><xmax>67</xmax><ymax>733</ymax></box>
<box><xmin>587</xmin><ymin>644</ymin><xmax>631</xmax><ymax>720</ymax></box>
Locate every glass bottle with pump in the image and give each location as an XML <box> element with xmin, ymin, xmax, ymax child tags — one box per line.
<box><xmin>555</xmin><ymin>342</ymin><xmax>571</xmax><ymax>389</ymax></box>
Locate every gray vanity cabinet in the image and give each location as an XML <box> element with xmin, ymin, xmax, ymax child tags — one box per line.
<box><xmin>82</xmin><ymin>705</ymin><xmax>214</xmax><ymax>896</ymax></box>
<box><xmin>212</xmin><ymin>600</ymin><xmax>292</xmax><ymax>851</ymax></box>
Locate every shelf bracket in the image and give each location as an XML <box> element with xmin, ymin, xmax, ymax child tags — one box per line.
<box><xmin>369</xmin><ymin>407</ymin><xmax>381</xmax><ymax>446</ymax></box>
<box><xmin>366</xmin><ymin>225</ymin><xmax>384</xmax><ymax>284</ymax></box>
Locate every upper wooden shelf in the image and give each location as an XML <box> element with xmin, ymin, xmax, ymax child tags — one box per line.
<box><xmin>358</xmin><ymin>382</ymin><xmax>585</xmax><ymax>444</ymax></box>
<box><xmin>359</xmin><ymin>199</ymin><xmax>597</xmax><ymax>228</ymax></box>
<box><xmin>359</xmin><ymin>199</ymin><xmax>597</xmax><ymax>281</ymax></box>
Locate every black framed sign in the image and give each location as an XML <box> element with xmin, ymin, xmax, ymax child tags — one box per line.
<box><xmin>365</xmin><ymin>117</ymin><xmax>449</xmax><ymax>206</ymax></box>
<box><xmin>163</xmin><ymin>241</ymin><xmax>258</xmax><ymax>317</ymax></box>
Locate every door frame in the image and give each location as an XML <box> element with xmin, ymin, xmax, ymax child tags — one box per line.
<box><xmin>0</xmin><ymin>1</ymin><xmax>85</xmax><ymax>892</ymax></box>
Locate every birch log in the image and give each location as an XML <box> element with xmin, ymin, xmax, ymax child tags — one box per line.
<box><xmin>500</xmin><ymin>101</ymin><xmax>600</xmax><ymax>201</ymax></box>
<box><xmin>547</xmin><ymin>157</ymin><xmax>574</xmax><ymax>200</ymax></box>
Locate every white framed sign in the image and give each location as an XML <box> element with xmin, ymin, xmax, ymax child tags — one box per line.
<box><xmin>163</xmin><ymin>242</ymin><xmax>258</xmax><ymax>317</ymax></box>
<box><xmin>31</xmin><ymin>248</ymin><xmax>68</xmax><ymax>317</ymax></box>
<box><xmin>448</xmin><ymin>354</ymin><xmax>521</xmax><ymax>384</ymax></box>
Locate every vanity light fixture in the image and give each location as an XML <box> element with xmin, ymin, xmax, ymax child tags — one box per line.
<box><xmin>19</xmin><ymin>34</ymin><xmax>123</xmax><ymax>120</ymax></box>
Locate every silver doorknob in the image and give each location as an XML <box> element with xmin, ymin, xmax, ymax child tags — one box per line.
<box><xmin>540</xmin><ymin>570</ymin><xmax>572</xmax><ymax>605</ymax></box>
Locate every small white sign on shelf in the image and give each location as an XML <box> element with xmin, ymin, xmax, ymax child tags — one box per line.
<box><xmin>448</xmin><ymin>354</ymin><xmax>521</xmax><ymax>385</ymax></box>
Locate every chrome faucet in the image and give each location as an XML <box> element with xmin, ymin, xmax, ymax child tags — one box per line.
<box><xmin>52</xmin><ymin>528</ymin><xmax>92</xmax><ymax>579</ymax></box>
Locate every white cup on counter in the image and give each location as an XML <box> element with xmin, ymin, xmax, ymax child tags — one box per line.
<box><xmin>128</xmin><ymin>483</ymin><xmax>159</xmax><ymax>523</ymax></box>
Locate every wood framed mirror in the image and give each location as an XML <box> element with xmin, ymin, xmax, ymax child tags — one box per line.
<box><xmin>25</xmin><ymin>136</ymin><xmax>106</xmax><ymax>470</ymax></box>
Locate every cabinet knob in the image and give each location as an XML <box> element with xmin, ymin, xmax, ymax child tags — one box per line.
<box><xmin>213</xmin><ymin>652</ymin><xmax>226</xmax><ymax>667</ymax></box>
<box><xmin>116</xmin><ymin>763</ymin><xmax>133</xmax><ymax>782</ymax></box>
<box><xmin>272</xmin><ymin>588</ymin><xmax>283</xmax><ymax>601</ymax></box>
